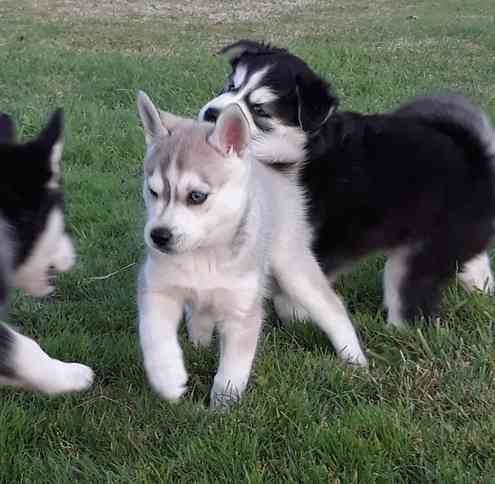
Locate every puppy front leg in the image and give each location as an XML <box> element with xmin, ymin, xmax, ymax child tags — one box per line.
<box><xmin>139</xmin><ymin>290</ymin><xmax>187</xmax><ymax>402</ymax></box>
<box><xmin>210</xmin><ymin>306</ymin><xmax>263</xmax><ymax>408</ymax></box>
<box><xmin>0</xmin><ymin>323</ymin><xmax>94</xmax><ymax>394</ymax></box>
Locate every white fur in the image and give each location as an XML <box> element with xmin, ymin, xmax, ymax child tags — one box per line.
<box><xmin>249</xmin><ymin>87</ymin><xmax>278</xmax><ymax>105</ymax></box>
<box><xmin>138</xmin><ymin>96</ymin><xmax>367</xmax><ymax>407</ymax></box>
<box><xmin>383</xmin><ymin>248</ymin><xmax>410</xmax><ymax>329</ymax></box>
<box><xmin>273</xmin><ymin>292</ymin><xmax>310</xmax><ymax>323</ymax></box>
<box><xmin>199</xmin><ymin>64</ymin><xmax>307</xmax><ymax>164</ymax></box>
<box><xmin>198</xmin><ymin>66</ymin><xmax>270</xmax><ymax>127</ymax></box>
<box><xmin>232</xmin><ymin>64</ymin><xmax>248</xmax><ymax>89</ymax></box>
<box><xmin>0</xmin><ymin>325</ymin><xmax>93</xmax><ymax>394</ymax></box>
<box><xmin>250</xmin><ymin>125</ymin><xmax>307</xmax><ymax>164</ymax></box>
<box><xmin>14</xmin><ymin>209</ymin><xmax>75</xmax><ymax>297</ymax></box>
<box><xmin>459</xmin><ymin>251</ymin><xmax>494</xmax><ymax>293</ymax></box>
<box><xmin>148</xmin><ymin>168</ymin><xmax>165</xmax><ymax>195</ymax></box>
<box><xmin>47</xmin><ymin>140</ymin><xmax>63</xmax><ymax>188</ymax></box>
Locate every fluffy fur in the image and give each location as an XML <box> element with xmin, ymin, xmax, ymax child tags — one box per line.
<box><xmin>200</xmin><ymin>40</ymin><xmax>495</xmax><ymax>328</ymax></box>
<box><xmin>136</xmin><ymin>91</ymin><xmax>367</xmax><ymax>407</ymax></box>
<box><xmin>0</xmin><ymin>112</ymin><xmax>93</xmax><ymax>394</ymax></box>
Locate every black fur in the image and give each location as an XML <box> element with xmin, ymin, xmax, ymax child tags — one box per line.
<box><xmin>0</xmin><ymin>111</ymin><xmax>64</xmax><ymax>378</ymax></box>
<box><xmin>0</xmin><ymin>110</ymin><xmax>64</xmax><ymax>267</ymax></box>
<box><xmin>211</xmin><ymin>41</ymin><xmax>495</xmax><ymax>322</ymax></box>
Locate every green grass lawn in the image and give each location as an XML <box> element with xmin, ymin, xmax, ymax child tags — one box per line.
<box><xmin>1</xmin><ymin>0</ymin><xmax>495</xmax><ymax>482</ymax></box>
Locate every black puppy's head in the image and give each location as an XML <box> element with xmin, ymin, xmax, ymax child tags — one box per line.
<box><xmin>199</xmin><ymin>40</ymin><xmax>338</xmax><ymax>163</ymax></box>
<box><xmin>0</xmin><ymin>111</ymin><xmax>75</xmax><ymax>297</ymax></box>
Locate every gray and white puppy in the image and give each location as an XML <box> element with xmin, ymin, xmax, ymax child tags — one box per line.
<box><xmin>136</xmin><ymin>91</ymin><xmax>367</xmax><ymax>406</ymax></box>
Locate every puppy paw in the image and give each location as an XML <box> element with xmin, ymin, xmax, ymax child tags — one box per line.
<box><xmin>339</xmin><ymin>346</ymin><xmax>368</xmax><ymax>368</ymax></box>
<box><xmin>209</xmin><ymin>375</ymin><xmax>247</xmax><ymax>409</ymax></box>
<box><xmin>147</xmin><ymin>364</ymin><xmax>188</xmax><ymax>402</ymax></box>
<box><xmin>210</xmin><ymin>383</ymin><xmax>241</xmax><ymax>410</ymax></box>
<box><xmin>35</xmin><ymin>360</ymin><xmax>94</xmax><ymax>395</ymax></box>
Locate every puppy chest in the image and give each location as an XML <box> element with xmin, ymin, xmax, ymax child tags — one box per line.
<box><xmin>191</xmin><ymin>273</ymin><xmax>261</xmax><ymax>319</ymax></box>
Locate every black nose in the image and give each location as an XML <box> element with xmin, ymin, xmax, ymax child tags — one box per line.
<box><xmin>204</xmin><ymin>107</ymin><xmax>219</xmax><ymax>123</ymax></box>
<box><xmin>150</xmin><ymin>227</ymin><xmax>173</xmax><ymax>250</ymax></box>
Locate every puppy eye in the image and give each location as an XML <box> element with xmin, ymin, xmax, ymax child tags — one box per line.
<box><xmin>188</xmin><ymin>191</ymin><xmax>208</xmax><ymax>205</ymax></box>
<box><xmin>149</xmin><ymin>186</ymin><xmax>158</xmax><ymax>198</ymax></box>
<box><xmin>252</xmin><ymin>104</ymin><xmax>269</xmax><ymax>117</ymax></box>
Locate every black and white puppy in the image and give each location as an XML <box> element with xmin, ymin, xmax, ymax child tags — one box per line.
<box><xmin>200</xmin><ymin>40</ymin><xmax>495</xmax><ymax>328</ymax></box>
<box><xmin>0</xmin><ymin>112</ymin><xmax>94</xmax><ymax>394</ymax></box>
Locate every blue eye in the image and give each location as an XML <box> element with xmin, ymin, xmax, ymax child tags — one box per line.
<box><xmin>188</xmin><ymin>191</ymin><xmax>208</xmax><ymax>205</ymax></box>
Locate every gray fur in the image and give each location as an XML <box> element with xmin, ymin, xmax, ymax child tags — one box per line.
<box><xmin>395</xmin><ymin>93</ymin><xmax>495</xmax><ymax>156</ymax></box>
<box><xmin>137</xmin><ymin>92</ymin><xmax>367</xmax><ymax>408</ymax></box>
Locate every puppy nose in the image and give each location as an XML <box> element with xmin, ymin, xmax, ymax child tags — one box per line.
<box><xmin>204</xmin><ymin>107</ymin><xmax>219</xmax><ymax>123</ymax></box>
<box><xmin>150</xmin><ymin>227</ymin><xmax>173</xmax><ymax>249</ymax></box>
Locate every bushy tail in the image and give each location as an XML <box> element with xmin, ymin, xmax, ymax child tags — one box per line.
<box><xmin>395</xmin><ymin>93</ymin><xmax>495</xmax><ymax>161</ymax></box>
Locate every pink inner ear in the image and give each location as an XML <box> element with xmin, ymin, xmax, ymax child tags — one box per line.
<box><xmin>223</xmin><ymin>118</ymin><xmax>243</xmax><ymax>154</ymax></box>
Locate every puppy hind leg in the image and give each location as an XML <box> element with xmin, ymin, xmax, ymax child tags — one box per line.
<box><xmin>187</xmin><ymin>309</ymin><xmax>215</xmax><ymax>347</ymax></box>
<box><xmin>383</xmin><ymin>248</ymin><xmax>410</xmax><ymax>329</ymax></box>
<box><xmin>273</xmin><ymin>290</ymin><xmax>310</xmax><ymax>324</ymax></box>
<box><xmin>210</xmin><ymin>305</ymin><xmax>263</xmax><ymax>408</ymax></box>
<box><xmin>272</xmin><ymin>268</ymin><xmax>341</xmax><ymax>324</ymax></box>
<box><xmin>459</xmin><ymin>251</ymin><xmax>494</xmax><ymax>294</ymax></box>
<box><xmin>399</xmin><ymin>246</ymin><xmax>454</xmax><ymax>323</ymax></box>
<box><xmin>273</xmin><ymin>251</ymin><xmax>367</xmax><ymax>366</ymax></box>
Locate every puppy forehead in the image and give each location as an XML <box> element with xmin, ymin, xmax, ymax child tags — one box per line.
<box><xmin>241</xmin><ymin>66</ymin><xmax>271</xmax><ymax>94</ymax></box>
<box><xmin>144</xmin><ymin>142</ymin><xmax>171</xmax><ymax>176</ymax></box>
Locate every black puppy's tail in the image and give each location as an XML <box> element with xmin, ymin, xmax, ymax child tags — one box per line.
<box><xmin>395</xmin><ymin>93</ymin><xmax>495</xmax><ymax>163</ymax></box>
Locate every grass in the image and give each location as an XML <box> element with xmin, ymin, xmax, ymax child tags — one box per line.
<box><xmin>1</xmin><ymin>0</ymin><xmax>495</xmax><ymax>482</ymax></box>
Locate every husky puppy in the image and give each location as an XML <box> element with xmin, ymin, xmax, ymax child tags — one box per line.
<box><xmin>136</xmin><ymin>91</ymin><xmax>367</xmax><ymax>406</ymax></box>
<box><xmin>199</xmin><ymin>40</ymin><xmax>495</xmax><ymax>328</ymax></box>
<box><xmin>0</xmin><ymin>111</ymin><xmax>94</xmax><ymax>394</ymax></box>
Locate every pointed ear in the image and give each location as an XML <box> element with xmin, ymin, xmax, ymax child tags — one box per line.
<box><xmin>295</xmin><ymin>74</ymin><xmax>339</xmax><ymax>132</ymax></box>
<box><xmin>218</xmin><ymin>40</ymin><xmax>286</xmax><ymax>65</ymax></box>
<box><xmin>37</xmin><ymin>109</ymin><xmax>64</xmax><ymax>176</ymax></box>
<box><xmin>137</xmin><ymin>90</ymin><xmax>169</xmax><ymax>144</ymax></box>
<box><xmin>0</xmin><ymin>114</ymin><xmax>16</xmax><ymax>144</ymax></box>
<box><xmin>208</xmin><ymin>105</ymin><xmax>250</xmax><ymax>157</ymax></box>
<box><xmin>159</xmin><ymin>110</ymin><xmax>188</xmax><ymax>133</ymax></box>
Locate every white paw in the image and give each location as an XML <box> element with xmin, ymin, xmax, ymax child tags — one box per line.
<box><xmin>273</xmin><ymin>294</ymin><xmax>309</xmax><ymax>324</ymax></box>
<box><xmin>338</xmin><ymin>346</ymin><xmax>368</xmax><ymax>367</ymax></box>
<box><xmin>210</xmin><ymin>381</ymin><xmax>242</xmax><ymax>409</ymax></box>
<box><xmin>36</xmin><ymin>360</ymin><xmax>94</xmax><ymax>395</ymax></box>
<box><xmin>146</xmin><ymin>363</ymin><xmax>188</xmax><ymax>402</ymax></box>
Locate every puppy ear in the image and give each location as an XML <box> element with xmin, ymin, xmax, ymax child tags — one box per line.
<box><xmin>159</xmin><ymin>110</ymin><xmax>188</xmax><ymax>133</ymax></box>
<box><xmin>0</xmin><ymin>114</ymin><xmax>16</xmax><ymax>144</ymax></box>
<box><xmin>37</xmin><ymin>109</ymin><xmax>64</xmax><ymax>176</ymax></box>
<box><xmin>295</xmin><ymin>74</ymin><xmax>339</xmax><ymax>132</ymax></box>
<box><xmin>218</xmin><ymin>40</ymin><xmax>286</xmax><ymax>65</ymax></box>
<box><xmin>208</xmin><ymin>105</ymin><xmax>250</xmax><ymax>157</ymax></box>
<box><xmin>137</xmin><ymin>90</ymin><xmax>169</xmax><ymax>144</ymax></box>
